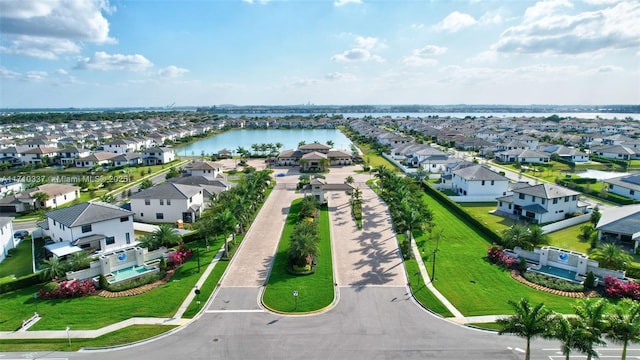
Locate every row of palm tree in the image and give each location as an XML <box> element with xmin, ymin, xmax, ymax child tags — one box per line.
<box><xmin>288</xmin><ymin>198</ymin><xmax>321</xmax><ymax>268</ymax></box>
<box><xmin>194</xmin><ymin>170</ymin><xmax>273</xmax><ymax>258</ymax></box>
<box><xmin>138</xmin><ymin>223</ymin><xmax>182</xmax><ymax>251</ymax></box>
<box><xmin>501</xmin><ymin>224</ymin><xmax>550</xmax><ymax>251</ymax></box>
<box><xmin>373</xmin><ymin>165</ymin><xmax>433</xmax><ymax>256</ymax></box>
<box><xmin>236</xmin><ymin>142</ymin><xmax>284</xmax><ymax>159</ymax></box>
<box><xmin>498</xmin><ymin>298</ymin><xmax>640</xmax><ymax>360</ymax></box>
<box><xmin>39</xmin><ymin>251</ymin><xmax>93</xmax><ymax>281</ymax></box>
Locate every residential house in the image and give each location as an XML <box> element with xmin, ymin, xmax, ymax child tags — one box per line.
<box><xmin>19</xmin><ymin>147</ymin><xmax>59</xmax><ymax>166</ymax></box>
<box><xmin>541</xmin><ymin>145</ymin><xmax>589</xmax><ymax>163</ymax></box>
<box><xmin>604</xmin><ymin>174</ymin><xmax>640</xmax><ymax>202</ymax></box>
<box><xmin>130</xmin><ymin>183</ymin><xmax>204</xmax><ymax>224</ymax></box>
<box><xmin>185</xmin><ymin>160</ymin><xmax>224</xmax><ymax>180</ymax></box>
<box><xmin>0</xmin><ymin>179</ymin><xmax>23</xmax><ymax>198</ymax></box>
<box><xmin>495</xmin><ymin>149</ymin><xmax>550</xmax><ymax>164</ymax></box>
<box><xmin>103</xmin><ymin>139</ymin><xmax>138</xmax><ymax>154</ymax></box>
<box><xmin>142</xmin><ymin>147</ymin><xmax>175</xmax><ymax>165</ymax></box>
<box><xmin>591</xmin><ymin>145</ymin><xmax>636</xmax><ymax>160</ymax></box>
<box><xmin>57</xmin><ymin>147</ymin><xmax>91</xmax><ymax>166</ymax></box>
<box><xmin>75</xmin><ymin>152</ymin><xmax>118</xmax><ymax>168</ymax></box>
<box><xmin>0</xmin><ymin>147</ymin><xmax>21</xmax><ymax>167</ymax></box>
<box><xmin>0</xmin><ymin>217</ymin><xmax>16</xmax><ymax>263</ymax></box>
<box><xmin>496</xmin><ymin>183</ymin><xmax>581</xmax><ymax>224</ymax></box>
<box><xmin>595</xmin><ymin>204</ymin><xmax>640</xmax><ymax>252</ymax></box>
<box><xmin>450</xmin><ymin>165</ymin><xmax>510</xmax><ymax>197</ymax></box>
<box><xmin>44</xmin><ymin>202</ymin><xmax>135</xmax><ymax>253</ymax></box>
<box><xmin>112</xmin><ymin>153</ymin><xmax>142</xmax><ymax>167</ymax></box>
<box><xmin>277</xmin><ymin>144</ymin><xmax>352</xmax><ymax>168</ymax></box>
<box><xmin>169</xmin><ymin>176</ymin><xmax>232</xmax><ymax>203</ymax></box>
<box><xmin>0</xmin><ymin>183</ymin><xmax>80</xmax><ymax>213</ymax></box>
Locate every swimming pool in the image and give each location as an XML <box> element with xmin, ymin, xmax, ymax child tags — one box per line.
<box><xmin>107</xmin><ymin>265</ymin><xmax>158</xmax><ymax>284</ymax></box>
<box><xmin>529</xmin><ymin>265</ymin><xmax>582</xmax><ymax>284</ymax></box>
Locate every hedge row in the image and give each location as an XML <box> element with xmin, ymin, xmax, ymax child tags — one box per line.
<box><xmin>0</xmin><ymin>273</ymin><xmax>42</xmax><ymax>294</ymax></box>
<box><xmin>551</xmin><ymin>155</ymin><xmax>576</xmax><ymax>168</ymax></box>
<box><xmin>590</xmin><ymin>155</ymin><xmax>629</xmax><ymax>168</ymax></box>
<box><xmin>419</xmin><ymin>181</ymin><xmax>503</xmax><ymax>244</ymax></box>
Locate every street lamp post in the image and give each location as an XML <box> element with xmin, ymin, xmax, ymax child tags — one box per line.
<box><xmin>66</xmin><ymin>326</ymin><xmax>71</xmax><ymax>346</ymax></box>
<box><xmin>293</xmin><ymin>290</ymin><xmax>299</xmax><ymax>311</ymax></box>
<box><xmin>195</xmin><ymin>287</ymin><xmax>201</xmax><ymax>310</ymax></box>
<box><xmin>432</xmin><ymin>233</ymin><xmax>441</xmax><ymax>282</ymax></box>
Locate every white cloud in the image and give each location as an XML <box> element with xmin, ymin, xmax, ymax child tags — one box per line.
<box><xmin>158</xmin><ymin>65</ymin><xmax>189</xmax><ymax>78</ymax></box>
<box><xmin>288</xmin><ymin>78</ymin><xmax>320</xmax><ymax>87</ymax></box>
<box><xmin>242</xmin><ymin>0</ymin><xmax>271</xmax><ymax>4</ymax></box>
<box><xmin>402</xmin><ymin>45</ymin><xmax>446</xmax><ymax>67</ymax></box>
<box><xmin>479</xmin><ymin>11</ymin><xmax>503</xmax><ymax>25</ymax></box>
<box><xmin>402</xmin><ymin>57</ymin><xmax>438</xmax><ymax>67</ymax></box>
<box><xmin>585</xmin><ymin>64</ymin><xmax>623</xmax><ymax>73</ymax></box>
<box><xmin>324</xmin><ymin>72</ymin><xmax>356</xmax><ymax>81</ymax></box>
<box><xmin>334</xmin><ymin>0</ymin><xmax>362</xmax><ymax>7</ymax></box>
<box><xmin>0</xmin><ymin>35</ymin><xmax>80</xmax><ymax>59</ymax></box>
<box><xmin>468</xmin><ymin>50</ymin><xmax>499</xmax><ymax>63</ymax></box>
<box><xmin>74</xmin><ymin>52</ymin><xmax>153</xmax><ymax>71</ymax></box>
<box><xmin>583</xmin><ymin>0</ymin><xmax>621</xmax><ymax>4</ymax></box>
<box><xmin>331</xmin><ymin>48</ymin><xmax>383</xmax><ymax>63</ymax></box>
<box><xmin>0</xmin><ymin>0</ymin><xmax>114</xmax><ymax>59</ymax></box>
<box><xmin>354</xmin><ymin>36</ymin><xmax>383</xmax><ymax>50</ymax></box>
<box><xmin>0</xmin><ymin>66</ymin><xmax>47</xmax><ymax>81</ymax></box>
<box><xmin>494</xmin><ymin>0</ymin><xmax>640</xmax><ymax>55</ymax></box>
<box><xmin>56</xmin><ymin>68</ymin><xmax>68</xmax><ymax>75</ymax></box>
<box><xmin>436</xmin><ymin>11</ymin><xmax>477</xmax><ymax>32</ymax></box>
<box><xmin>410</xmin><ymin>23</ymin><xmax>425</xmax><ymax>30</ymax></box>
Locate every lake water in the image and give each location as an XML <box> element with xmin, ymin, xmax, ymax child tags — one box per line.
<box><xmin>177</xmin><ymin>129</ymin><xmax>354</xmax><ymax>156</ymax></box>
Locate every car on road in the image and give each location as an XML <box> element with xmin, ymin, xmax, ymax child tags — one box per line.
<box><xmin>13</xmin><ymin>230</ymin><xmax>29</xmax><ymax>240</ymax></box>
<box><xmin>276</xmin><ymin>173</ymin><xmax>286</xmax><ymax>177</ymax></box>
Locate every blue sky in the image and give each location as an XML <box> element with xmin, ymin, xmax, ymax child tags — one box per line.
<box><xmin>0</xmin><ymin>0</ymin><xmax>638</xmax><ymax>108</ymax></box>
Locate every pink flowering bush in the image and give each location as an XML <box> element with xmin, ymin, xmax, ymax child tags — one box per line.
<box><xmin>487</xmin><ymin>245</ymin><xmax>518</xmax><ymax>269</ymax></box>
<box><xmin>167</xmin><ymin>246</ymin><xmax>193</xmax><ymax>266</ymax></box>
<box><xmin>604</xmin><ymin>276</ymin><xmax>640</xmax><ymax>300</ymax></box>
<box><xmin>39</xmin><ymin>279</ymin><xmax>97</xmax><ymax>299</ymax></box>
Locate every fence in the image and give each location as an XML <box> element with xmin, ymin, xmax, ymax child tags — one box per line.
<box><xmin>541</xmin><ymin>214</ymin><xmax>590</xmax><ymax>234</ymax></box>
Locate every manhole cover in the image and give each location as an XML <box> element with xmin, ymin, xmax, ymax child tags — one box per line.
<box><xmin>213</xmin><ymin>338</ymin><xmax>219</xmax><ymax>342</ymax></box>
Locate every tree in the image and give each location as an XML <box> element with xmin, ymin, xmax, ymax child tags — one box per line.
<box><xmin>327</xmin><ymin>140</ymin><xmax>334</xmax><ymax>147</ymax></box>
<box><xmin>590</xmin><ymin>243</ymin><xmax>633</xmax><ymax>270</ymax></box>
<box><xmin>139</xmin><ymin>179</ymin><xmax>153</xmax><ymax>191</ymax></box>
<box><xmin>606</xmin><ymin>298</ymin><xmax>640</xmax><ymax>360</ymax></box>
<box><xmin>590</xmin><ymin>206</ymin><xmax>602</xmax><ymax>226</ymax></box>
<box><xmin>497</xmin><ymin>298</ymin><xmax>554</xmax><ymax>360</ymax></box>
<box><xmin>165</xmin><ymin>167</ymin><xmax>180</xmax><ymax>179</ymax></box>
<box><xmin>345</xmin><ymin>175</ymin><xmax>354</xmax><ymax>185</ymax></box>
<box><xmin>99</xmin><ymin>193</ymin><xmax>116</xmax><ymax>203</ymax></box>
<box><xmin>501</xmin><ymin>224</ymin><xmax>530</xmax><ymax>249</ymax></box>
<box><xmin>579</xmin><ymin>224</ymin><xmax>595</xmax><ymax>242</ymax></box>
<box><xmin>153</xmin><ymin>224</ymin><xmax>181</xmax><ymax>248</ymax></box>
<box><xmin>573</xmin><ymin>299</ymin><xmax>608</xmax><ymax>360</ymax></box>
<box><xmin>288</xmin><ymin>222</ymin><xmax>320</xmax><ymax>267</ymax></box>
<box><xmin>524</xmin><ymin>225</ymin><xmax>550</xmax><ymax>249</ymax></box>
<box><xmin>40</xmin><ymin>256</ymin><xmax>67</xmax><ymax>281</ymax></box>
<box><xmin>138</xmin><ymin>233</ymin><xmax>160</xmax><ymax>251</ymax></box>
<box><xmin>298</xmin><ymin>140</ymin><xmax>306</xmax><ymax>148</ymax></box>
<box><xmin>65</xmin><ymin>251</ymin><xmax>92</xmax><ymax>271</ymax></box>
<box><xmin>546</xmin><ymin>314</ymin><xmax>596</xmax><ymax>360</ymax></box>
<box><xmin>33</xmin><ymin>191</ymin><xmax>50</xmax><ymax>208</ymax></box>
<box><xmin>214</xmin><ymin>209</ymin><xmax>237</xmax><ymax>259</ymax></box>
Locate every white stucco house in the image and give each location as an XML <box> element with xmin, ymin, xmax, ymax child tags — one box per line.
<box><xmin>0</xmin><ymin>183</ymin><xmax>80</xmax><ymax>213</ymax></box>
<box><xmin>43</xmin><ymin>202</ymin><xmax>135</xmax><ymax>254</ymax></box>
<box><xmin>496</xmin><ymin>183</ymin><xmax>581</xmax><ymax>224</ymax></box>
<box><xmin>130</xmin><ymin>182</ymin><xmax>204</xmax><ymax>224</ymax></box>
<box><xmin>0</xmin><ymin>179</ymin><xmax>24</xmax><ymax>197</ymax></box>
<box><xmin>495</xmin><ymin>149</ymin><xmax>550</xmax><ymax>164</ymax></box>
<box><xmin>75</xmin><ymin>152</ymin><xmax>118</xmax><ymax>168</ymax></box>
<box><xmin>0</xmin><ymin>217</ymin><xmax>16</xmax><ymax>263</ymax></box>
<box><xmin>450</xmin><ymin>165</ymin><xmax>510</xmax><ymax>197</ymax></box>
<box><xmin>142</xmin><ymin>147</ymin><xmax>175</xmax><ymax>165</ymax></box>
<box><xmin>604</xmin><ymin>174</ymin><xmax>640</xmax><ymax>202</ymax></box>
<box><xmin>103</xmin><ymin>139</ymin><xmax>138</xmax><ymax>154</ymax></box>
<box><xmin>595</xmin><ymin>204</ymin><xmax>640</xmax><ymax>252</ymax></box>
<box><xmin>185</xmin><ymin>160</ymin><xmax>224</xmax><ymax>180</ymax></box>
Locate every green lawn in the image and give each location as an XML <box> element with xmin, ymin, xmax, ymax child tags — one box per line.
<box><xmin>0</xmin><ymin>325</ymin><xmax>176</xmax><ymax>352</ymax></box>
<box><xmin>405</xmin><ymin>258</ymin><xmax>454</xmax><ymax>317</ymax></box>
<box><xmin>547</xmin><ymin>223</ymin><xmax>591</xmax><ymax>254</ymax></box>
<box><xmin>0</xmin><ymin>238</ymin><xmax>33</xmax><ymax>281</ymax></box>
<box><xmin>182</xmin><ymin>251</ymin><xmax>230</xmax><ymax>319</ymax></box>
<box><xmin>0</xmin><ymin>236</ymin><xmax>225</xmax><ymax>331</ymax></box>
<box><xmin>416</xmin><ymin>192</ymin><xmax>582</xmax><ymax>316</ymax></box>
<box><xmin>262</xmin><ymin>200</ymin><xmax>334</xmax><ymax>313</ymax></box>
<box><xmin>458</xmin><ymin>202</ymin><xmax>516</xmax><ymax>234</ymax></box>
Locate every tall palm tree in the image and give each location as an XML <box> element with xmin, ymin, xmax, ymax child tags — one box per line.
<box><xmin>65</xmin><ymin>251</ymin><xmax>92</xmax><ymax>271</ymax></box>
<box><xmin>32</xmin><ymin>191</ymin><xmax>50</xmax><ymax>208</ymax></box>
<box><xmin>590</xmin><ymin>243</ymin><xmax>633</xmax><ymax>270</ymax></box>
<box><xmin>573</xmin><ymin>299</ymin><xmax>608</xmax><ymax>360</ymax></box>
<box><xmin>326</xmin><ymin>140</ymin><xmax>334</xmax><ymax>148</ymax></box>
<box><xmin>546</xmin><ymin>314</ymin><xmax>596</xmax><ymax>360</ymax></box>
<box><xmin>288</xmin><ymin>227</ymin><xmax>320</xmax><ymax>267</ymax></box>
<box><xmin>345</xmin><ymin>175</ymin><xmax>354</xmax><ymax>185</ymax></box>
<box><xmin>497</xmin><ymin>298</ymin><xmax>554</xmax><ymax>360</ymax></box>
<box><xmin>40</xmin><ymin>256</ymin><xmax>67</xmax><ymax>281</ymax></box>
<box><xmin>606</xmin><ymin>298</ymin><xmax>640</xmax><ymax>360</ymax></box>
<box><xmin>214</xmin><ymin>209</ymin><xmax>237</xmax><ymax>259</ymax></box>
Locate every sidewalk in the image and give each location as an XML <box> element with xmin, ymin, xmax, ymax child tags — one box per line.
<box><xmin>0</xmin><ymin>243</ymin><xmax>226</xmax><ymax>340</ymax></box>
<box><xmin>410</xmin><ymin>241</ymin><xmax>506</xmax><ymax>324</ymax></box>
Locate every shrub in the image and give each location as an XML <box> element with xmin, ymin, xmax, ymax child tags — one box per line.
<box><xmin>522</xmin><ymin>272</ymin><xmax>584</xmax><ymax>292</ymax></box>
<box><xmin>39</xmin><ymin>279</ymin><xmax>97</xmax><ymax>299</ymax></box>
<box><xmin>159</xmin><ymin>257</ymin><xmax>167</xmax><ymax>272</ymax></box>
<box><xmin>167</xmin><ymin>247</ymin><xmax>193</xmax><ymax>267</ymax></box>
<box><xmin>603</xmin><ymin>276</ymin><xmax>640</xmax><ymax>300</ymax></box>
<box><xmin>98</xmin><ymin>275</ymin><xmax>109</xmax><ymax>289</ymax></box>
<box><xmin>584</xmin><ymin>271</ymin><xmax>595</xmax><ymax>289</ymax></box>
<box><xmin>0</xmin><ymin>273</ymin><xmax>42</xmax><ymax>294</ymax></box>
<box><xmin>519</xmin><ymin>257</ymin><xmax>528</xmax><ymax>273</ymax></box>
<box><xmin>487</xmin><ymin>245</ymin><xmax>517</xmax><ymax>269</ymax></box>
<box><xmin>103</xmin><ymin>272</ymin><xmax>163</xmax><ymax>292</ymax></box>
<box><xmin>399</xmin><ymin>239</ymin><xmax>411</xmax><ymax>260</ymax></box>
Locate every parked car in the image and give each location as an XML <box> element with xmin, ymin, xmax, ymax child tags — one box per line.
<box><xmin>13</xmin><ymin>230</ymin><xmax>29</xmax><ymax>240</ymax></box>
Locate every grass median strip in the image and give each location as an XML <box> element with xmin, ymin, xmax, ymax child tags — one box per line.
<box><xmin>262</xmin><ymin>199</ymin><xmax>334</xmax><ymax>313</ymax></box>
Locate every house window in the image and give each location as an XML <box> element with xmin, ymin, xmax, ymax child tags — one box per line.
<box><xmin>491</xmin><ymin>180</ymin><xmax>495</xmax><ymax>185</ymax></box>
<box><xmin>140</xmin><ymin>213</ymin><xmax>144</xmax><ymax>217</ymax></box>
<box><xmin>81</xmin><ymin>224</ymin><xmax>92</xmax><ymax>233</ymax></box>
<box><xmin>53</xmin><ymin>220</ymin><xmax>56</xmax><ymax>226</ymax></box>
<box><xmin>64</xmin><ymin>195</ymin><xmax>67</xmax><ymax>200</ymax></box>
<box><xmin>518</xmin><ymin>193</ymin><xmax>525</xmax><ymax>200</ymax></box>
<box><xmin>631</xmin><ymin>190</ymin><xmax>635</xmax><ymax>195</ymax></box>
<box><xmin>553</xmin><ymin>198</ymin><xmax>558</xmax><ymax>204</ymax></box>
<box><xmin>482</xmin><ymin>180</ymin><xmax>485</xmax><ymax>186</ymax></box>
<box><xmin>572</xmin><ymin>195</ymin><xmax>577</xmax><ymax>201</ymax></box>
<box><xmin>189</xmin><ymin>197</ymin><xmax>192</xmax><ymax>202</ymax></box>
<box><xmin>167</xmin><ymin>199</ymin><xmax>171</xmax><ymax>205</ymax></box>
<box><xmin>542</xmin><ymin>199</ymin><xmax>546</xmax><ymax>204</ymax></box>
<box><xmin>565</xmin><ymin>196</ymin><xmax>570</xmax><ymax>202</ymax></box>
<box><xmin>156</xmin><ymin>213</ymin><xmax>164</xmax><ymax>220</ymax></box>
<box><xmin>532</xmin><ymin>196</ymin><xmax>536</xmax><ymax>202</ymax></box>
<box><xmin>105</xmin><ymin>236</ymin><xmax>115</xmax><ymax>245</ymax></box>
<box><xmin>145</xmin><ymin>199</ymin><xmax>150</xmax><ymax>205</ymax></box>
<box><xmin>610</xmin><ymin>184</ymin><xmax>614</xmax><ymax>189</ymax></box>
<box><xmin>120</xmin><ymin>216</ymin><xmax>129</xmax><ymax>222</ymax></box>
<box><xmin>125</xmin><ymin>233</ymin><xmax>131</xmax><ymax>244</ymax></box>
<box><xmin>160</xmin><ymin>199</ymin><xmax>164</xmax><ymax>205</ymax></box>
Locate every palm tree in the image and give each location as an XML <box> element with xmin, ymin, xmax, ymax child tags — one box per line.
<box><xmin>275</xmin><ymin>142</ymin><xmax>283</xmax><ymax>153</ymax></box>
<box><xmin>139</xmin><ymin>179</ymin><xmax>153</xmax><ymax>191</ymax></box>
<box><xmin>606</xmin><ymin>298</ymin><xmax>640</xmax><ymax>360</ymax></box>
<box><xmin>153</xmin><ymin>224</ymin><xmax>181</xmax><ymax>248</ymax></box>
<box><xmin>288</xmin><ymin>225</ymin><xmax>320</xmax><ymax>267</ymax></box>
<box><xmin>138</xmin><ymin>233</ymin><xmax>161</xmax><ymax>251</ymax></box>
<box><xmin>497</xmin><ymin>298</ymin><xmax>554</xmax><ymax>360</ymax></box>
<box><xmin>501</xmin><ymin>224</ymin><xmax>530</xmax><ymax>249</ymax></box>
<box><xmin>573</xmin><ymin>299</ymin><xmax>608</xmax><ymax>360</ymax></box>
<box><xmin>214</xmin><ymin>209</ymin><xmax>236</xmax><ymax>259</ymax></box>
<box><xmin>590</xmin><ymin>243</ymin><xmax>633</xmax><ymax>270</ymax></box>
<box><xmin>579</xmin><ymin>224</ymin><xmax>595</xmax><ymax>242</ymax></box>
<box><xmin>524</xmin><ymin>225</ymin><xmax>550</xmax><ymax>249</ymax></box>
<box><xmin>326</xmin><ymin>140</ymin><xmax>334</xmax><ymax>148</ymax></box>
<box><xmin>298</xmin><ymin>140</ymin><xmax>306</xmax><ymax>148</ymax></box>
<box><xmin>590</xmin><ymin>206</ymin><xmax>602</xmax><ymax>226</ymax></box>
<box><xmin>546</xmin><ymin>314</ymin><xmax>596</xmax><ymax>360</ymax></box>
<box><xmin>65</xmin><ymin>251</ymin><xmax>92</xmax><ymax>271</ymax></box>
<box><xmin>33</xmin><ymin>191</ymin><xmax>50</xmax><ymax>208</ymax></box>
<box><xmin>40</xmin><ymin>256</ymin><xmax>67</xmax><ymax>281</ymax></box>
<box><xmin>345</xmin><ymin>176</ymin><xmax>354</xmax><ymax>185</ymax></box>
